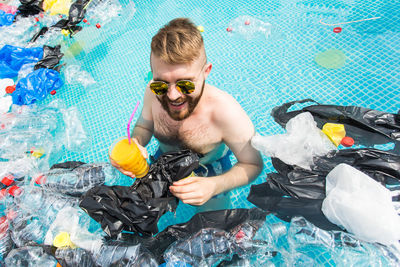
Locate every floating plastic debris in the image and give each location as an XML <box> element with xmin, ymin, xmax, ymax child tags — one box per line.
<box><xmin>227</xmin><ymin>15</ymin><xmax>271</xmax><ymax>39</ymax></box>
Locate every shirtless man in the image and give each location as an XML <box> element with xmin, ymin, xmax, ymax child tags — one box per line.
<box><xmin>112</xmin><ymin>18</ymin><xmax>263</xmax><ymax>208</ymax></box>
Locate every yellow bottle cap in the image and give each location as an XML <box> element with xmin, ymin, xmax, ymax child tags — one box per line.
<box><xmin>61</xmin><ymin>29</ymin><xmax>70</xmax><ymax>36</ymax></box>
<box><xmin>32</xmin><ymin>148</ymin><xmax>45</xmax><ymax>158</ymax></box>
<box><xmin>53</xmin><ymin>232</ymin><xmax>76</xmax><ymax>248</ymax></box>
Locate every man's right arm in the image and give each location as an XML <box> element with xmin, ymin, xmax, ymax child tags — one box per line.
<box><xmin>131</xmin><ymin>85</ymin><xmax>154</xmax><ymax>147</ymax></box>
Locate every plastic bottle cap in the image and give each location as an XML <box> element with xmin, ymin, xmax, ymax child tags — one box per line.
<box><xmin>244</xmin><ymin>20</ymin><xmax>250</xmax><ymax>25</ymax></box>
<box><xmin>341</xmin><ymin>136</ymin><xmax>354</xmax><ymax>147</ymax></box>
<box><xmin>83</xmin><ymin>18</ymin><xmax>87</xmax><ymax>23</ymax></box>
<box><xmin>5</xmin><ymin>85</ymin><xmax>15</xmax><ymax>94</ymax></box>
<box><xmin>226</xmin><ymin>27</ymin><xmax>232</xmax><ymax>32</ymax></box>
<box><xmin>235</xmin><ymin>229</ymin><xmax>245</xmax><ymax>240</ymax></box>
<box><xmin>8</xmin><ymin>185</ymin><xmax>22</xmax><ymax>196</ymax></box>
<box><xmin>34</xmin><ymin>174</ymin><xmax>46</xmax><ymax>184</ymax></box>
<box><xmin>35</xmin><ymin>17</ymin><xmax>39</xmax><ymax>22</ymax></box>
<box><xmin>1</xmin><ymin>174</ymin><xmax>14</xmax><ymax>186</ymax></box>
<box><xmin>333</xmin><ymin>27</ymin><xmax>342</xmax><ymax>33</ymax></box>
<box><xmin>96</xmin><ymin>23</ymin><xmax>101</xmax><ymax>29</ymax></box>
<box><xmin>50</xmin><ymin>90</ymin><xmax>56</xmax><ymax>95</ymax></box>
<box><xmin>53</xmin><ymin>232</ymin><xmax>76</xmax><ymax>248</ymax></box>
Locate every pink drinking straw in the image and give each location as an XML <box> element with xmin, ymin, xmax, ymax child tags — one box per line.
<box><xmin>127</xmin><ymin>101</ymin><xmax>140</xmax><ymax>144</ymax></box>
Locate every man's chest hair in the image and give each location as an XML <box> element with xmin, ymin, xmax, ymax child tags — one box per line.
<box><xmin>154</xmin><ymin>114</ymin><xmax>221</xmax><ymax>153</ymax></box>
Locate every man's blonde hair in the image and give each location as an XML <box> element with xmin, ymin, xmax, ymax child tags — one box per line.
<box><xmin>151</xmin><ymin>18</ymin><xmax>204</xmax><ymax>64</ymax></box>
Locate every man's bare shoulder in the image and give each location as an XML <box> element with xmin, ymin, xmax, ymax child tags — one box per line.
<box><xmin>205</xmin><ymin>85</ymin><xmax>254</xmax><ymax>139</ymax></box>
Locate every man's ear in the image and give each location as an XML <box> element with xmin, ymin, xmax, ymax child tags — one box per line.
<box><xmin>204</xmin><ymin>63</ymin><xmax>213</xmax><ymax>79</ymax></box>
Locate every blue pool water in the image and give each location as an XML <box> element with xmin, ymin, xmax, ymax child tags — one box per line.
<box><xmin>48</xmin><ymin>0</ymin><xmax>400</xmax><ymax>264</ymax></box>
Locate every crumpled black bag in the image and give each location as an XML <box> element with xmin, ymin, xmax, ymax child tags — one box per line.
<box><xmin>16</xmin><ymin>0</ymin><xmax>43</xmax><ymax>18</ymax></box>
<box><xmin>79</xmin><ymin>150</ymin><xmax>200</xmax><ymax>237</ymax></box>
<box><xmin>34</xmin><ymin>45</ymin><xmax>64</xmax><ymax>71</ymax></box>
<box><xmin>248</xmin><ymin>148</ymin><xmax>400</xmax><ymax>230</ymax></box>
<box><xmin>30</xmin><ymin>0</ymin><xmax>91</xmax><ymax>42</ymax></box>
<box><xmin>271</xmin><ymin>99</ymin><xmax>400</xmax><ymax>153</ymax></box>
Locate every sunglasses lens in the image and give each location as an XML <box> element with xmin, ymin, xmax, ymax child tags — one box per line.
<box><xmin>176</xmin><ymin>81</ymin><xmax>195</xmax><ymax>94</ymax></box>
<box><xmin>150</xmin><ymin>82</ymin><xmax>168</xmax><ymax>95</ymax></box>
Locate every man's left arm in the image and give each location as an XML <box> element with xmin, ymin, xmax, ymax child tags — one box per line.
<box><xmin>169</xmin><ymin>97</ymin><xmax>263</xmax><ymax>205</ymax></box>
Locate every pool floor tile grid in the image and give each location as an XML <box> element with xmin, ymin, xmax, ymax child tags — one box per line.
<box><xmin>36</xmin><ymin>0</ymin><xmax>400</xmax><ymax>264</ymax></box>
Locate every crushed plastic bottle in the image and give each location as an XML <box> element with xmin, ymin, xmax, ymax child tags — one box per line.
<box><xmin>8</xmin><ymin>186</ymin><xmax>79</xmax><ymax>246</ymax></box>
<box><xmin>64</xmin><ymin>64</ymin><xmax>96</xmax><ymax>88</ymax></box>
<box><xmin>5</xmin><ymin>246</ymin><xmax>61</xmax><ymax>266</ymax></box>
<box><xmin>93</xmin><ymin>240</ymin><xmax>158</xmax><ymax>267</ymax></box>
<box><xmin>34</xmin><ymin>162</ymin><xmax>133</xmax><ymax>196</ymax></box>
<box><xmin>227</xmin><ymin>15</ymin><xmax>272</xmax><ymax>40</ymax></box>
<box><xmin>164</xmin><ymin>221</ymin><xmax>275</xmax><ymax>267</ymax></box>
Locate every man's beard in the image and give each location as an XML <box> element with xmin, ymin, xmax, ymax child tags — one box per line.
<box><xmin>158</xmin><ymin>81</ymin><xmax>205</xmax><ymax>121</ymax></box>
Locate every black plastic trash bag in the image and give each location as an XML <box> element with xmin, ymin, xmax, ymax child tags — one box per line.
<box><xmin>34</xmin><ymin>45</ymin><xmax>64</xmax><ymax>71</ymax></box>
<box><xmin>272</xmin><ymin>99</ymin><xmax>400</xmax><ymax>152</ymax></box>
<box><xmin>247</xmin><ymin>184</ymin><xmax>340</xmax><ymax>231</ymax></box>
<box><xmin>80</xmin><ymin>150</ymin><xmax>200</xmax><ymax>237</ymax></box>
<box><xmin>263</xmin><ymin>148</ymin><xmax>400</xmax><ymax>200</ymax></box>
<box><xmin>16</xmin><ymin>0</ymin><xmax>43</xmax><ymax>18</ymax></box>
<box><xmin>247</xmin><ymin>148</ymin><xmax>400</xmax><ymax>231</ymax></box>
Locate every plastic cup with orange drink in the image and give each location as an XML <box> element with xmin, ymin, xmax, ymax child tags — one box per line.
<box><xmin>109</xmin><ymin>137</ymin><xmax>149</xmax><ymax>178</ymax></box>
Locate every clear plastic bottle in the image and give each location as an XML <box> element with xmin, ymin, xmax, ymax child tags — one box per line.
<box><xmin>33</xmin><ymin>162</ymin><xmax>133</xmax><ymax>196</ymax></box>
<box><xmin>93</xmin><ymin>240</ymin><xmax>158</xmax><ymax>267</ymax></box>
<box><xmin>5</xmin><ymin>246</ymin><xmax>60</xmax><ymax>267</ymax></box>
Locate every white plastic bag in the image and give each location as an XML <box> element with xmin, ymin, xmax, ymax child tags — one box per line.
<box><xmin>251</xmin><ymin>112</ymin><xmax>336</xmax><ymax>169</ymax></box>
<box><xmin>322</xmin><ymin>163</ymin><xmax>400</xmax><ymax>245</ymax></box>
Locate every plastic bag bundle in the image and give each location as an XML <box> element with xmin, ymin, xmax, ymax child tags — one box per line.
<box><xmin>0</xmin><ymin>45</ymin><xmax>43</xmax><ymax>79</ymax></box>
<box><xmin>80</xmin><ymin>150</ymin><xmax>200</xmax><ymax>237</ymax></box>
<box><xmin>12</xmin><ymin>68</ymin><xmax>63</xmax><ymax>105</ymax></box>
<box><xmin>322</xmin><ymin>164</ymin><xmax>400</xmax><ymax>246</ymax></box>
<box><xmin>272</xmin><ymin>99</ymin><xmax>400</xmax><ymax>153</ymax></box>
<box><xmin>252</xmin><ymin>112</ymin><xmax>336</xmax><ymax>169</ymax></box>
<box><xmin>247</xmin><ymin>148</ymin><xmax>400</xmax><ymax>231</ymax></box>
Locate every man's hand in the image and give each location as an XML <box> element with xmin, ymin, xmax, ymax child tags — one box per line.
<box><xmin>169</xmin><ymin>177</ymin><xmax>217</xmax><ymax>205</ymax></box>
<box><xmin>109</xmin><ymin>138</ymin><xmax>148</xmax><ymax>179</ymax></box>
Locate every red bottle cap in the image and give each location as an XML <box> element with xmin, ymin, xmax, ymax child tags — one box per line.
<box><xmin>50</xmin><ymin>90</ymin><xmax>56</xmax><ymax>95</ymax></box>
<box><xmin>226</xmin><ymin>27</ymin><xmax>232</xmax><ymax>32</ymax></box>
<box><xmin>83</xmin><ymin>18</ymin><xmax>87</xmax><ymax>23</ymax></box>
<box><xmin>333</xmin><ymin>27</ymin><xmax>342</xmax><ymax>33</ymax></box>
<box><xmin>235</xmin><ymin>229</ymin><xmax>245</xmax><ymax>240</ymax></box>
<box><xmin>5</xmin><ymin>85</ymin><xmax>15</xmax><ymax>94</ymax></box>
<box><xmin>34</xmin><ymin>174</ymin><xmax>46</xmax><ymax>184</ymax></box>
<box><xmin>244</xmin><ymin>20</ymin><xmax>250</xmax><ymax>25</ymax></box>
<box><xmin>1</xmin><ymin>174</ymin><xmax>14</xmax><ymax>186</ymax></box>
<box><xmin>8</xmin><ymin>185</ymin><xmax>22</xmax><ymax>197</ymax></box>
<box><xmin>35</xmin><ymin>17</ymin><xmax>39</xmax><ymax>22</ymax></box>
<box><xmin>341</xmin><ymin>136</ymin><xmax>354</xmax><ymax>147</ymax></box>
<box><xmin>96</xmin><ymin>23</ymin><xmax>101</xmax><ymax>29</ymax></box>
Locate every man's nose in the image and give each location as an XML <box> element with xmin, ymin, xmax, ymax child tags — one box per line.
<box><xmin>166</xmin><ymin>84</ymin><xmax>183</xmax><ymax>101</ymax></box>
